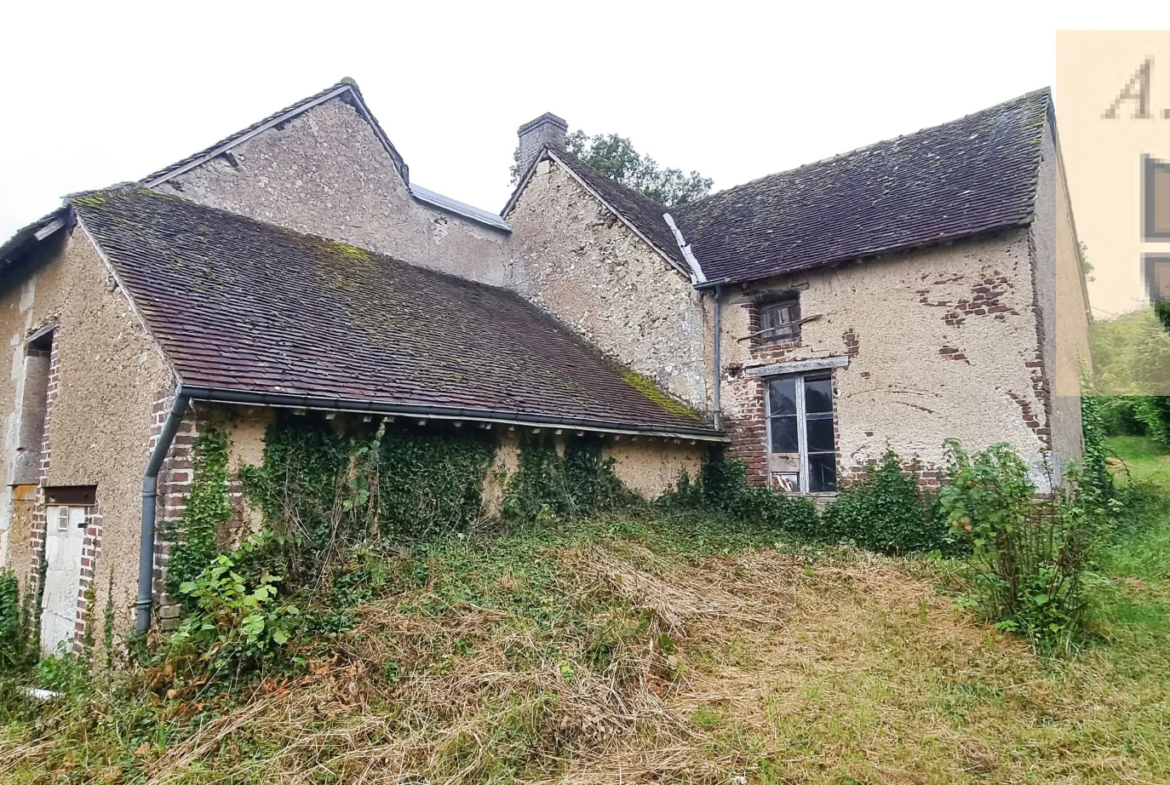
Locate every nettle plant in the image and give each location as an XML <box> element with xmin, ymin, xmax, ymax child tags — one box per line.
<box><xmin>938</xmin><ymin>440</ymin><xmax>1105</xmax><ymax>647</ymax></box>
<box><xmin>170</xmin><ymin>533</ymin><xmax>299</xmax><ymax>674</ymax></box>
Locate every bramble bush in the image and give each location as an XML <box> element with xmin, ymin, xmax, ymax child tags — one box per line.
<box><xmin>937</xmin><ymin>440</ymin><xmax>1106</xmax><ymax>649</ymax></box>
<box><xmin>663</xmin><ymin>452</ymin><xmax>941</xmax><ymax>554</ymax></box>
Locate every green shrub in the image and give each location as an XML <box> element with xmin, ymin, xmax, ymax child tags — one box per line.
<box><xmin>660</xmin><ymin>456</ymin><xmax>818</xmax><ymax>539</ymax></box>
<box><xmin>0</xmin><ymin>571</ymin><xmax>32</xmax><ymax>671</ymax></box>
<box><xmin>170</xmin><ymin>534</ymin><xmax>299</xmax><ymax>675</ymax></box>
<box><xmin>938</xmin><ymin>440</ymin><xmax>1104</xmax><ymax>648</ymax></box>
<box><xmin>742</xmin><ymin>485</ymin><xmax>820</xmax><ymax>538</ymax></box>
<box><xmin>1097</xmin><ymin>396</ymin><xmax>1147</xmax><ymax>436</ymax></box>
<box><xmin>821</xmin><ymin>450</ymin><xmax>948</xmax><ymax>555</ymax></box>
<box><xmin>33</xmin><ymin>652</ymin><xmax>89</xmax><ymax>693</ymax></box>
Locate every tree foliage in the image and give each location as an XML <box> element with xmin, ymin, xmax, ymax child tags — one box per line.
<box><xmin>1089</xmin><ymin>305</ymin><xmax>1170</xmax><ymax>446</ymax></box>
<box><xmin>511</xmin><ymin>130</ymin><xmax>713</xmax><ymax>206</ymax></box>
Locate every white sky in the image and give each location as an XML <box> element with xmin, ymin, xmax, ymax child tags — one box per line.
<box><xmin>1</xmin><ymin>1</ymin><xmax>1167</xmax><ymax>241</ymax></box>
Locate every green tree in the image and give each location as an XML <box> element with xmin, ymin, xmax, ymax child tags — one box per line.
<box><xmin>511</xmin><ymin>129</ymin><xmax>713</xmax><ymax>206</ymax></box>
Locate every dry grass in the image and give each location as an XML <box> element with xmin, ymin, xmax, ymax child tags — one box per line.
<box><xmin>2</xmin><ymin>516</ymin><xmax>1169</xmax><ymax>784</ymax></box>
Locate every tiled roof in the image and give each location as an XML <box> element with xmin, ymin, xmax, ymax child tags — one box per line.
<box><xmin>0</xmin><ymin>208</ymin><xmax>69</xmax><ymax>276</ymax></box>
<box><xmin>542</xmin><ymin>151</ymin><xmax>687</xmax><ymax>270</ymax></box>
<box><xmin>410</xmin><ymin>184</ymin><xmax>510</xmax><ymax>232</ymax></box>
<box><xmin>73</xmin><ymin>189</ymin><xmax>715</xmax><ymax>437</ymax></box>
<box><xmin>673</xmin><ymin>89</ymin><xmax>1050</xmax><ymax>284</ymax></box>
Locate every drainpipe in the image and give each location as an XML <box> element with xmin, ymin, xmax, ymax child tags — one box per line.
<box><xmin>712</xmin><ymin>285</ymin><xmax>723</xmax><ymax>430</ymax></box>
<box><xmin>136</xmin><ymin>389</ymin><xmax>189</xmax><ymax>635</ymax></box>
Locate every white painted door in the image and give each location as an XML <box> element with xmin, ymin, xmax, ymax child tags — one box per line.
<box><xmin>40</xmin><ymin>506</ymin><xmax>86</xmax><ymax>655</ymax></box>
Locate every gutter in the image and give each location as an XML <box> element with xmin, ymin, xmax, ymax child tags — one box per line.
<box><xmin>179</xmin><ymin>386</ymin><xmax>727</xmax><ymax>442</ymax></box>
<box><xmin>136</xmin><ymin>389</ymin><xmax>189</xmax><ymax>634</ymax></box>
<box><xmin>134</xmin><ymin>387</ymin><xmax>724</xmax><ymax>631</ymax></box>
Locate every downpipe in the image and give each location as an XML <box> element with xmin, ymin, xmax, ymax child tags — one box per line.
<box><xmin>136</xmin><ymin>390</ymin><xmax>189</xmax><ymax>635</ymax></box>
<box><xmin>712</xmin><ymin>285</ymin><xmax>722</xmax><ymax>430</ymax></box>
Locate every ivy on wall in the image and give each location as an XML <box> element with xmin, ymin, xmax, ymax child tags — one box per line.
<box><xmin>503</xmin><ymin>433</ymin><xmax>629</xmax><ymax>520</ymax></box>
<box><xmin>165</xmin><ymin>426</ymin><xmax>233</xmax><ymax>604</ymax></box>
<box><xmin>239</xmin><ymin>413</ymin><xmax>499</xmax><ymax>582</ymax></box>
<box><xmin>167</xmin><ymin>412</ymin><xmax>634</xmax><ymax>596</ymax></box>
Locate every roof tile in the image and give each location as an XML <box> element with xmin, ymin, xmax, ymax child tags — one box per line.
<box><xmin>73</xmin><ymin>189</ymin><xmax>713</xmax><ymax>436</ymax></box>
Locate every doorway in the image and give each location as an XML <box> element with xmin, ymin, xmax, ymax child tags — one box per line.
<box><xmin>40</xmin><ymin>505</ymin><xmax>86</xmax><ymax>655</ymax></box>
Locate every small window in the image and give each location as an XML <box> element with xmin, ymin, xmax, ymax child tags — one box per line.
<box><xmin>760</xmin><ymin>297</ymin><xmax>800</xmax><ymax>344</ymax></box>
<box><xmin>766</xmin><ymin>373</ymin><xmax>836</xmax><ymax>493</ymax></box>
<box><xmin>55</xmin><ymin>506</ymin><xmax>70</xmax><ymax>532</ymax></box>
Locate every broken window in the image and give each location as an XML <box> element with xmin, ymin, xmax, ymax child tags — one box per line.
<box><xmin>759</xmin><ymin>296</ymin><xmax>800</xmax><ymax>344</ymax></box>
<box><xmin>766</xmin><ymin>373</ymin><xmax>836</xmax><ymax>493</ymax></box>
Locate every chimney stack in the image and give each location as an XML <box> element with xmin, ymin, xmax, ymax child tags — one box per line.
<box><xmin>517</xmin><ymin>112</ymin><xmax>567</xmax><ymax>175</ymax></box>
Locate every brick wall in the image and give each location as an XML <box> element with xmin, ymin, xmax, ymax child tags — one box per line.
<box><xmin>26</xmin><ymin>330</ymin><xmax>59</xmax><ymax>637</ymax></box>
<box><xmin>74</xmin><ymin>504</ymin><xmax>104</xmax><ymax>653</ymax></box>
<box><xmin>150</xmin><ymin>392</ymin><xmax>200</xmax><ymax>631</ymax></box>
<box><xmin>716</xmin><ymin>231</ymin><xmax>1048</xmax><ymax>495</ymax></box>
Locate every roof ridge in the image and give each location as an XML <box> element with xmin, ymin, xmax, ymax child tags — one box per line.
<box><xmin>139</xmin><ymin>77</ymin><xmax>409</xmax><ymax>187</ymax></box>
<box><xmin>676</xmin><ymin>87</ymin><xmax>1050</xmax><ymax>216</ymax></box>
<box><xmin>72</xmin><ymin>186</ymin><xmax>507</xmax><ymax>294</ymax></box>
<box><xmin>551</xmin><ymin>147</ymin><xmax>672</xmax><ymax>211</ymax></box>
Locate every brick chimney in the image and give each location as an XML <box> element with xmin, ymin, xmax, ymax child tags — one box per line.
<box><xmin>517</xmin><ymin>112</ymin><xmax>567</xmax><ymax>175</ymax></box>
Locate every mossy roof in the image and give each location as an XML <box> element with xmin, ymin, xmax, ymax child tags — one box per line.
<box><xmin>548</xmin><ymin>89</ymin><xmax>1051</xmax><ymax>286</ymax></box>
<box><xmin>73</xmin><ymin>189</ymin><xmax>713</xmax><ymax>435</ymax></box>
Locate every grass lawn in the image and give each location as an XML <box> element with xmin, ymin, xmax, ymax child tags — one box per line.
<box><xmin>1106</xmin><ymin>434</ymin><xmax>1170</xmax><ymax>486</ymax></box>
<box><xmin>2</xmin><ymin>442</ymin><xmax>1169</xmax><ymax>783</ymax></box>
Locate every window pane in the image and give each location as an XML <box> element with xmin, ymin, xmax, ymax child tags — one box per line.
<box><xmin>808</xmin><ymin>453</ymin><xmax>837</xmax><ymax>492</ymax></box>
<box><xmin>770</xmin><ymin>415</ymin><xmax>798</xmax><ymax>453</ymax></box>
<box><xmin>807</xmin><ymin>414</ymin><xmax>835</xmax><ymax>452</ymax></box>
<box><xmin>761</xmin><ymin>299</ymin><xmax>799</xmax><ymax>343</ymax></box>
<box><xmin>804</xmin><ymin>377</ymin><xmax>833</xmax><ymax>414</ymax></box>
<box><xmin>768</xmin><ymin>378</ymin><xmax>796</xmax><ymax>415</ymax></box>
<box><xmin>774</xmin><ymin>473</ymin><xmax>799</xmax><ymax>493</ymax></box>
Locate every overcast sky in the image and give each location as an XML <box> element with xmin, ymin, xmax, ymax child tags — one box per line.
<box><xmin>1</xmin><ymin>2</ymin><xmax>1167</xmax><ymax>241</ymax></box>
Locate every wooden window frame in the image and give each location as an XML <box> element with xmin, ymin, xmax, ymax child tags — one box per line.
<box><xmin>764</xmin><ymin>371</ymin><xmax>836</xmax><ymax>494</ymax></box>
<box><xmin>758</xmin><ymin>295</ymin><xmax>801</xmax><ymax>345</ymax></box>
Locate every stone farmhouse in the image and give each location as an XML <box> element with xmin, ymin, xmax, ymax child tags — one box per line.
<box><xmin>0</xmin><ymin>78</ymin><xmax>1089</xmax><ymax>653</ymax></box>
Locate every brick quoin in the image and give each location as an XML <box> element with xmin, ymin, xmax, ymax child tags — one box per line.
<box><xmin>27</xmin><ymin>330</ymin><xmax>59</xmax><ymax>648</ymax></box>
<box><xmin>150</xmin><ymin>389</ymin><xmax>201</xmax><ymax>632</ymax></box>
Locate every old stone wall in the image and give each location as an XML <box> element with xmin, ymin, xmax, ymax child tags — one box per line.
<box><xmin>202</xmin><ymin>408</ymin><xmax>703</xmax><ymax>534</ymax></box>
<box><xmin>154</xmin><ymin>97</ymin><xmax>514</xmax><ymax>287</ymax></box>
<box><xmin>0</xmin><ymin>227</ymin><xmax>174</xmax><ymax>646</ymax></box>
<box><xmin>717</xmin><ymin>229</ymin><xmax>1050</xmax><ymax>487</ymax></box>
<box><xmin>1031</xmin><ymin>115</ymin><xmax>1092</xmax><ymax>467</ymax></box>
<box><xmin>506</xmin><ymin>158</ymin><xmax>710</xmax><ymax>410</ymax></box>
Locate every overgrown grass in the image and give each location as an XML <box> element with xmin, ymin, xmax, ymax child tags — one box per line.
<box><xmin>1107</xmin><ymin>434</ymin><xmax>1170</xmax><ymax>485</ymax></box>
<box><xmin>2</xmin><ymin>462</ymin><xmax>1170</xmax><ymax>783</ymax></box>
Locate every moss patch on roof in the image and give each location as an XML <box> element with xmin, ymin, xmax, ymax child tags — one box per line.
<box><xmin>71</xmin><ymin>188</ymin><xmax>718</xmax><ymax>437</ymax></box>
<box><xmin>621</xmin><ymin>369</ymin><xmax>701</xmax><ymax>422</ymax></box>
